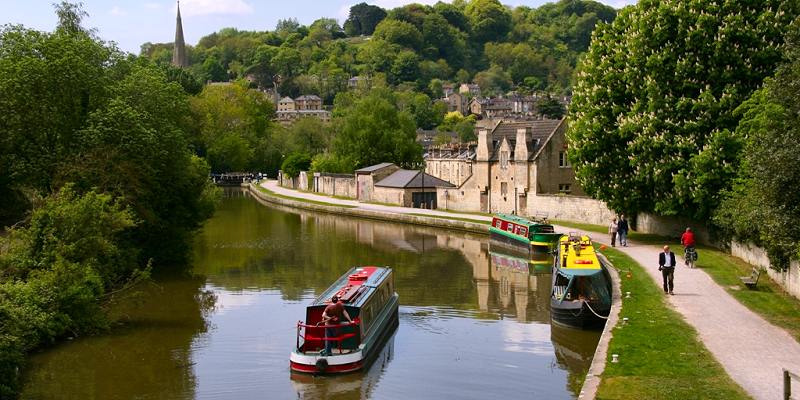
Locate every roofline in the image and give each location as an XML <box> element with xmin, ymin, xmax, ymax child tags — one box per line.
<box><xmin>531</xmin><ymin>118</ymin><xmax>567</xmax><ymax>161</ymax></box>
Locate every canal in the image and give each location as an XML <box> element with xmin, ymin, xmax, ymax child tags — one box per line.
<box><xmin>20</xmin><ymin>189</ymin><xmax>601</xmax><ymax>400</ymax></box>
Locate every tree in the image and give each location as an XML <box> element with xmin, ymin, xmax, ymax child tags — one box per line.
<box><xmin>191</xmin><ymin>82</ymin><xmax>277</xmax><ymax>173</ymax></box>
<box><xmin>344</xmin><ymin>3</ymin><xmax>387</xmax><ymax>36</ymax></box>
<box><xmin>373</xmin><ymin>19</ymin><xmax>423</xmax><ymax>51</ymax></box>
<box><xmin>281</xmin><ymin>152</ymin><xmax>312</xmax><ymax>178</ymax></box>
<box><xmin>332</xmin><ymin>89</ymin><xmax>422</xmax><ymax>170</ymax></box>
<box><xmin>537</xmin><ymin>97</ymin><xmax>565</xmax><ymax>119</ymax></box>
<box><xmin>567</xmin><ymin>0</ymin><xmax>798</xmax><ymax>219</ymax></box>
<box><xmin>716</xmin><ymin>24</ymin><xmax>800</xmax><ymax>269</ymax></box>
<box><xmin>465</xmin><ymin>0</ymin><xmax>511</xmax><ymax>43</ymax></box>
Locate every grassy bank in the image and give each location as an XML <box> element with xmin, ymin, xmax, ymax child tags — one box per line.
<box><xmin>596</xmin><ymin>247</ymin><xmax>750</xmax><ymax>399</ymax></box>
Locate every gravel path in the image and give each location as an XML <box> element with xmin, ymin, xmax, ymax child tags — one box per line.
<box><xmin>260</xmin><ymin>180</ymin><xmax>800</xmax><ymax>399</ymax></box>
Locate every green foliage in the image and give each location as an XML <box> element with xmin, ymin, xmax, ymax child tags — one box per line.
<box><xmin>344</xmin><ymin>3</ymin><xmax>388</xmax><ymax>36</ymax></box>
<box><xmin>716</xmin><ymin>25</ymin><xmax>800</xmax><ymax>269</ymax></box>
<box><xmin>537</xmin><ymin>96</ymin><xmax>566</xmax><ymax>119</ymax></box>
<box><xmin>568</xmin><ymin>0</ymin><xmax>798</xmax><ymax>218</ymax></box>
<box><xmin>438</xmin><ymin>111</ymin><xmax>477</xmax><ymax>142</ymax></box>
<box><xmin>191</xmin><ymin>82</ymin><xmax>279</xmax><ymax>173</ymax></box>
<box><xmin>281</xmin><ymin>152</ymin><xmax>312</xmax><ymax>178</ymax></box>
<box><xmin>140</xmin><ymin>0</ymin><xmax>616</xmax><ymax>100</ymax></box>
<box><xmin>0</xmin><ymin>185</ymin><xmax>143</xmax><ymax>396</ymax></box>
<box><xmin>465</xmin><ymin>0</ymin><xmax>512</xmax><ymax>43</ymax></box>
<box><xmin>331</xmin><ymin>89</ymin><xmax>422</xmax><ymax>171</ymax></box>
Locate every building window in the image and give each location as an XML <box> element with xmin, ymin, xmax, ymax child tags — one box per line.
<box><xmin>501</xmin><ymin>182</ymin><xmax>508</xmax><ymax>195</ymax></box>
<box><xmin>559</xmin><ymin>151</ymin><xmax>570</xmax><ymax>168</ymax></box>
<box><xmin>500</xmin><ymin>151</ymin><xmax>509</xmax><ymax>169</ymax></box>
<box><xmin>559</xmin><ymin>184</ymin><xmax>571</xmax><ymax>194</ymax></box>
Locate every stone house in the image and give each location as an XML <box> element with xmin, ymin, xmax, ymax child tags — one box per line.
<box><xmin>445</xmin><ymin>92</ymin><xmax>468</xmax><ymax>115</ymax></box>
<box><xmin>355</xmin><ymin>163</ymin><xmax>400</xmax><ymax>201</ymax></box>
<box><xmin>442</xmin><ymin>83</ymin><xmax>455</xmax><ymax>97</ymax></box>
<box><xmin>278</xmin><ymin>97</ymin><xmax>295</xmax><ymax>111</ymax></box>
<box><xmin>483</xmin><ymin>99</ymin><xmax>513</xmax><ymax>119</ymax></box>
<box><xmin>294</xmin><ymin>95</ymin><xmax>323</xmax><ymax>110</ymax></box>
<box><xmin>348</xmin><ymin>76</ymin><xmax>370</xmax><ymax>89</ymax></box>
<box><xmin>373</xmin><ymin>169</ymin><xmax>455</xmax><ymax>209</ymax></box>
<box><xmin>425</xmin><ymin>119</ymin><xmax>614</xmax><ymax>224</ymax></box>
<box><xmin>469</xmin><ymin>97</ymin><xmax>487</xmax><ymax>117</ymax></box>
<box><xmin>459</xmin><ymin>83</ymin><xmax>481</xmax><ymax>97</ymax></box>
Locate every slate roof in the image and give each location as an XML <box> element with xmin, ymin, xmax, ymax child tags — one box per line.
<box><xmin>487</xmin><ymin>119</ymin><xmax>563</xmax><ymax>162</ymax></box>
<box><xmin>295</xmin><ymin>95</ymin><xmax>321</xmax><ymax>101</ymax></box>
<box><xmin>279</xmin><ymin>97</ymin><xmax>295</xmax><ymax>103</ymax></box>
<box><xmin>355</xmin><ymin>162</ymin><xmax>396</xmax><ymax>174</ymax></box>
<box><xmin>375</xmin><ymin>170</ymin><xmax>455</xmax><ymax>188</ymax></box>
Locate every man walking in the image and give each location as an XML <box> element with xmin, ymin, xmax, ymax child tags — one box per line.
<box><xmin>658</xmin><ymin>245</ymin><xmax>676</xmax><ymax>295</ymax></box>
<box><xmin>617</xmin><ymin>215</ymin><xmax>629</xmax><ymax>246</ymax></box>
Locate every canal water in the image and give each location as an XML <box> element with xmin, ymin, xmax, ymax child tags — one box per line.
<box><xmin>20</xmin><ymin>189</ymin><xmax>601</xmax><ymax>400</ymax></box>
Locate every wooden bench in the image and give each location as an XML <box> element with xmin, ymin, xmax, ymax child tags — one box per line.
<box><xmin>740</xmin><ymin>267</ymin><xmax>762</xmax><ymax>289</ymax></box>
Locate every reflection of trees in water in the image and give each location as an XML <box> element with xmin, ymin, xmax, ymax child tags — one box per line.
<box><xmin>550</xmin><ymin>323</ymin><xmax>602</xmax><ymax>396</ymax></box>
<box><xmin>193</xmin><ymin>193</ymin><xmax>488</xmax><ymax>309</ymax></box>
<box><xmin>21</xmin><ymin>273</ymin><xmax>214</xmax><ymax>399</ymax></box>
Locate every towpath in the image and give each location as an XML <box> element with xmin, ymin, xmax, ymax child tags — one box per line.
<box><xmin>259</xmin><ymin>180</ymin><xmax>800</xmax><ymax>400</ymax></box>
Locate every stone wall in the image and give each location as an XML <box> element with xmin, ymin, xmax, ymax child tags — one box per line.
<box><xmin>315</xmin><ymin>173</ymin><xmax>356</xmax><ymax>199</ymax></box>
<box><xmin>731</xmin><ymin>241</ymin><xmax>800</xmax><ymax>300</ymax></box>
<box><xmin>277</xmin><ymin>171</ymin><xmax>296</xmax><ymax>189</ymax></box>
<box><xmin>525</xmin><ymin>194</ymin><xmax>615</xmax><ymax>226</ymax></box>
<box><xmin>298</xmin><ymin>171</ymin><xmax>309</xmax><ymax>191</ymax></box>
<box><xmin>636</xmin><ymin>212</ymin><xmax>710</xmax><ymax>243</ymax></box>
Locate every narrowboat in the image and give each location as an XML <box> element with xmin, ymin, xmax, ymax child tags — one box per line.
<box><xmin>290</xmin><ymin>266</ymin><xmax>399</xmax><ymax>374</ymax></box>
<box><xmin>489</xmin><ymin>214</ymin><xmax>562</xmax><ymax>253</ymax></box>
<box><xmin>550</xmin><ymin>235</ymin><xmax>611</xmax><ymax>329</ymax></box>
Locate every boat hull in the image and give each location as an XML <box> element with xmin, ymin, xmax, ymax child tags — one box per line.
<box><xmin>290</xmin><ymin>295</ymin><xmax>399</xmax><ymax>374</ymax></box>
<box><xmin>550</xmin><ymin>299</ymin><xmax>609</xmax><ymax>329</ymax></box>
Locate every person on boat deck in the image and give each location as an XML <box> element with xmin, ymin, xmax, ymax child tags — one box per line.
<box><xmin>608</xmin><ymin>217</ymin><xmax>618</xmax><ymax>247</ymax></box>
<box><xmin>617</xmin><ymin>215</ymin><xmax>629</xmax><ymax>247</ymax></box>
<box><xmin>681</xmin><ymin>227</ymin><xmax>696</xmax><ymax>265</ymax></box>
<box><xmin>321</xmin><ymin>295</ymin><xmax>352</xmax><ymax>356</ymax></box>
<box><xmin>658</xmin><ymin>245</ymin><xmax>677</xmax><ymax>295</ymax></box>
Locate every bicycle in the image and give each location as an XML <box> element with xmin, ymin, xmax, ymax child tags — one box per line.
<box><xmin>684</xmin><ymin>246</ymin><xmax>698</xmax><ymax>268</ymax></box>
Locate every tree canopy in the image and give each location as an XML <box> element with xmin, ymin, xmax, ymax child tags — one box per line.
<box><xmin>567</xmin><ymin>0</ymin><xmax>798</xmax><ymax>219</ymax></box>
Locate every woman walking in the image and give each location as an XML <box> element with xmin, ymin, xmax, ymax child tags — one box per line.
<box><xmin>608</xmin><ymin>217</ymin><xmax>618</xmax><ymax>247</ymax></box>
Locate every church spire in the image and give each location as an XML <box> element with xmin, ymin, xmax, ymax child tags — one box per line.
<box><xmin>172</xmin><ymin>1</ymin><xmax>188</xmax><ymax>67</ymax></box>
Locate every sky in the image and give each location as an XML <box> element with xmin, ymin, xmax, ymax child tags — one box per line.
<box><xmin>1</xmin><ymin>0</ymin><xmax>637</xmax><ymax>55</ymax></box>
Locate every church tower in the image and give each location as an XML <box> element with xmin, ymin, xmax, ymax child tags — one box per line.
<box><xmin>172</xmin><ymin>1</ymin><xmax>188</xmax><ymax>67</ymax></box>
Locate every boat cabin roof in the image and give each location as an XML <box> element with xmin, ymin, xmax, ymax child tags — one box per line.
<box><xmin>493</xmin><ymin>213</ymin><xmax>550</xmax><ymax>228</ymax></box>
<box><xmin>556</xmin><ymin>235</ymin><xmax>602</xmax><ymax>276</ymax></box>
<box><xmin>312</xmin><ymin>266</ymin><xmax>392</xmax><ymax>309</ymax></box>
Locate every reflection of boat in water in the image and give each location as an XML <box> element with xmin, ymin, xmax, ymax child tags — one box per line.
<box><xmin>489</xmin><ymin>214</ymin><xmax>562</xmax><ymax>254</ymax></box>
<box><xmin>489</xmin><ymin>246</ymin><xmax>552</xmax><ymax>275</ymax></box>
<box><xmin>550</xmin><ymin>323</ymin><xmax>601</xmax><ymax>373</ymax></box>
<box><xmin>290</xmin><ymin>266</ymin><xmax>399</xmax><ymax>374</ymax></box>
<box><xmin>550</xmin><ymin>235</ymin><xmax>611</xmax><ymax>329</ymax></box>
<box><xmin>291</xmin><ymin>331</ymin><xmax>397</xmax><ymax>399</ymax></box>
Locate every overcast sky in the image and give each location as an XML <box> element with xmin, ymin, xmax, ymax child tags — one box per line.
<box><xmin>2</xmin><ymin>0</ymin><xmax>637</xmax><ymax>54</ymax></box>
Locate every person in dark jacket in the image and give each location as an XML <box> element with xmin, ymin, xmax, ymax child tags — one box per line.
<box><xmin>658</xmin><ymin>245</ymin><xmax>677</xmax><ymax>295</ymax></box>
<box><xmin>617</xmin><ymin>215</ymin><xmax>629</xmax><ymax>246</ymax></box>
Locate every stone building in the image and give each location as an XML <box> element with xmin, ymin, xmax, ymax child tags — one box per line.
<box><xmin>459</xmin><ymin>83</ymin><xmax>481</xmax><ymax>97</ymax></box>
<box><xmin>277</xmin><ymin>97</ymin><xmax>295</xmax><ymax>111</ymax></box>
<box><xmin>355</xmin><ymin>163</ymin><xmax>400</xmax><ymax>201</ymax></box>
<box><xmin>294</xmin><ymin>95</ymin><xmax>323</xmax><ymax>110</ymax></box>
<box><xmin>373</xmin><ymin>169</ymin><xmax>455</xmax><ymax>209</ymax></box>
<box><xmin>445</xmin><ymin>92</ymin><xmax>468</xmax><ymax>115</ymax></box>
<box><xmin>425</xmin><ymin>119</ymin><xmax>614</xmax><ymax>224</ymax></box>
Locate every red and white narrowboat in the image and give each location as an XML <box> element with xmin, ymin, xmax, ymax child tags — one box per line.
<box><xmin>289</xmin><ymin>266</ymin><xmax>399</xmax><ymax>374</ymax></box>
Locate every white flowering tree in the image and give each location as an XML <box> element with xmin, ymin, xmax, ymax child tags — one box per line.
<box><xmin>567</xmin><ymin>0</ymin><xmax>798</xmax><ymax>219</ymax></box>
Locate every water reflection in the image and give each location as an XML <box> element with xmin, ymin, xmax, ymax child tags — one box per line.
<box><xmin>20</xmin><ymin>189</ymin><xmax>599</xmax><ymax>400</ymax></box>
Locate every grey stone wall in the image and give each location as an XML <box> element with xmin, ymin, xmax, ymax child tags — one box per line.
<box><xmin>731</xmin><ymin>240</ymin><xmax>800</xmax><ymax>300</ymax></box>
<box><xmin>525</xmin><ymin>194</ymin><xmax>615</xmax><ymax>225</ymax></box>
<box><xmin>636</xmin><ymin>212</ymin><xmax>710</xmax><ymax>243</ymax></box>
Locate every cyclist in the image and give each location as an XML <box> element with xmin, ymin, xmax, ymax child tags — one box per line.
<box><xmin>680</xmin><ymin>227</ymin><xmax>696</xmax><ymax>266</ymax></box>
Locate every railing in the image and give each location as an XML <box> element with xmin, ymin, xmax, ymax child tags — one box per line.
<box><xmin>786</xmin><ymin>369</ymin><xmax>800</xmax><ymax>400</ymax></box>
<box><xmin>296</xmin><ymin>320</ymin><xmax>360</xmax><ymax>355</ymax></box>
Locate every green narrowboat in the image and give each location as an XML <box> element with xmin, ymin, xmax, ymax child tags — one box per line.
<box><xmin>489</xmin><ymin>213</ymin><xmax>562</xmax><ymax>253</ymax></box>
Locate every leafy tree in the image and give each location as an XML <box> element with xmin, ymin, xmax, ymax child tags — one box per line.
<box><xmin>474</xmin><ymin>65</ymin><xmax>512</xmax><ymax>95</ymax></box>
<box><xmin>568</xmin><ymin>0</ymin><xmax>798</xmax><ymax>218</ymax></box>
<box><xmin>537</xmin><ymin>97</ymin><xmax>565</xmax><ymax>119</ymax></box>
<box><xmin>191</xmin><ymin>81</ymin><xmax>277</xmax><ymax>173</ymax></box>
<box><xmin>332</xmin><ymin>89</ymin><xmax>422</xmax><ymax>170</ymax></box>
<box><xmin>201</xmin><ymin>56</ymin><xmax>227</xmax><ymax>82</ymax></box>
<box><xmin>373</xmin><ymin>19</ymin><xmax>423</xmax><ymax>51</ymax></box>
<box><xmin>391</xmin><ymin>50</ymin><xmax>421</xmax><ymax>84</ymax></box>
<box><xmin>281</xmin><ymin>152</ymin><xmax>312</xmax><ymax>178</ymax></box>
<box><xmin>465</xmin><ymin>0</ymin><xmax>511</xmax><ymax>43</ymax></box>
<box><xmin>716</xmin><ymin>24</ymin><xmax>800</xmax><ymax>269</ymax></box>
<box><xmin>344</xmin><ymin>3</ymin><xmax>387</xmax><ymax>36</ymax></box>
<box><xmin>286</xmin><ymin>117</ymin><xmax>332</xmax><ymax>155</ymax></box>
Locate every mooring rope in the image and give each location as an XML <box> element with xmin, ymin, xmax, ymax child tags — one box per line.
<box><xmin>584</xmin><ymin>300</ymin><xmax>609</xmax><ymax>320</ymax></box>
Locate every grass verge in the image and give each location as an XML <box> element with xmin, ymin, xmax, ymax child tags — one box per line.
<box><xmin>596</xmin><ymin>247</ymin><xmax>750</xmax><ymax>400</ymax></box>
<box><xmin>552</xmin><ymin>219</ymin><xmax>670</xmax><ymax>245</ymax></box>
<box><xmin>253</xmin><ymin>184</ymin><xmax>357</xmax><ymax>209</ymax></box>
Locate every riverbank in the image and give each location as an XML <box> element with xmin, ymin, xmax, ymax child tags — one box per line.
<box><xmin>254</xmin><ymin>179</ymin><xmax>800</xmax><ymax>399</ymax></box>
